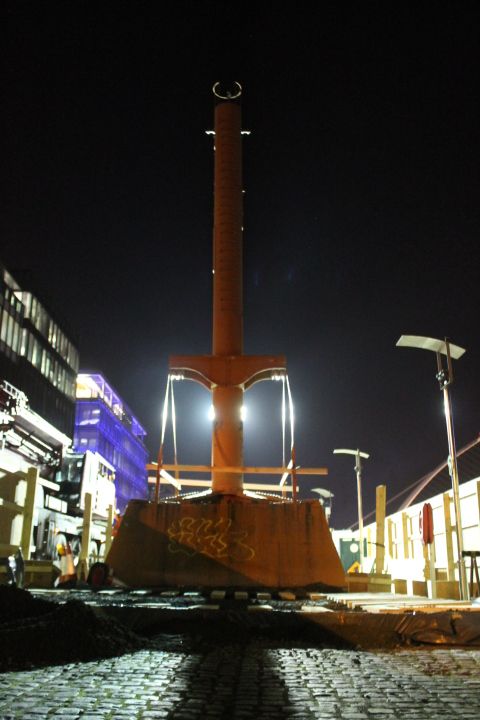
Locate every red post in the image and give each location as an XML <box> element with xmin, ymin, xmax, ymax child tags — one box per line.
<box><xmin>211</xmin><ymin>93</ymin><xmax>244</xmax><ymax>494</ymax></box>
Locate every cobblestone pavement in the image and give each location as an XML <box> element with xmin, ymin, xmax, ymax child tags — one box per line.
<box><xmin>1</xmin><ymin>638</ymin><xmax>480</xmax><ymax>719</ymax></box>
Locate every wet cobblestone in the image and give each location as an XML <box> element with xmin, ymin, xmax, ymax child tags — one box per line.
<box><xmin>0</xmin><ymin>640</ymin><xmax>479</xmax><ymax>718</ymax></box>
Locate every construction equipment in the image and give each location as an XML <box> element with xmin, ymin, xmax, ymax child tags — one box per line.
<box><xmin>0</xmin><ymin>380</ymin><xmax>115</xmax><ymax>570</ymax></box>
<box><xmin>107</xmin><ymin>83</ymin><xmax>345</xmax><ymax>590</ymax></box>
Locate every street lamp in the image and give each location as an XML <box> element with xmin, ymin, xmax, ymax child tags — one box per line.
<box><xmin>333</xmin><ymin>448</ymin><xmax>370</xmax><ymax>572</ymax></box>
<box><xmin>311</xmin><ymin>488</ymin><xmax>334</xmax><ymax>523</ymax></box>
<box><xmin>396</xmin><ymin>334</ymin><xmax>469</xmax><ymax>600</ymax></box>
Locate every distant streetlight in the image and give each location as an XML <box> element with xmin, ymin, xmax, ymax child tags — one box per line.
<box><xmin>396</xmin><ymin>334</ymin><xmax>469</xmax><ymax>600</ymax></box>
<box><xmin>333</xmin><ymin>448</ymin><xmax>370</xmax><ymax>572</ymax></box>
<box><xmin>311</xmin><ymin>488</ymin><xmax>334</xmax><ymax>523</ymax></box>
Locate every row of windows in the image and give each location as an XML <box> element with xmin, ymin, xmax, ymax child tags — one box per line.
<box><xmin>76</xmin><ymin>375</ymin><xmax>145</xmax><ymax>436</ymax></box>
<box><xmin>0</xmin><ymin>308</ymin><xmax>22</xmax><ymax>355</ymax></box>
<box><xmin>76</xmin><ymin>386</ymin><xmax>146</xmax><ymax>443</ymax></box>
<box><xmin>76</xmin><ymin>435</ymin><xmax>147</xmax><ymax>495</ymax></box>
<box><xmin>1</xmin><ymin>284</ymin><xmax>23</xmax><ymax>317</ymax></box>
<box><xmin>19</xmin><ymin>292</ymin><xmax>79</xmax><ymax>372</ymax></box>
<box><xmin>21</xmin><ymin>329</ymin><xmax>76</xmax><ymax>399</ymax></box>
<box><xmin>0</xmin><ymin>304</ymin><xmax>76</xmax><ymax>400</ymax></box>
<box><xmin>77</xmin><ymin>385</ymin><xmax>124</xmax><ymax>421</ymax></box>
<box><xmin>74</xmin><ymin>426</ymin><xmax>147</xmax><ymax>475</ymax></box>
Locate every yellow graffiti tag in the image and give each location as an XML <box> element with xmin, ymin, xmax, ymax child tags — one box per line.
<box><xmin>167</xmin><ymin>516</ymin><xmax>255</xmax><ymax>561</ymax></box>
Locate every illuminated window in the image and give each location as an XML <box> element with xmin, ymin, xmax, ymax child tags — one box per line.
<box><xmin>59</xmin><ymin>331</ymin><xmax>68</xmax><ymax>358</ymax></box>
<box><xmin>27</xmin><ymin>333</ymin><xmax>33</xmax><ymax>362</ymax></box>
<box><xmin>6</xmin><ymin>314</ymin><xmax>14</xmax><ymax>347</ymax></box>
<box><xmin>12</xmin><ymin>319</ymin><xmax>20</xmax><ymax>353</ymax></box>
<box><xmin>41</xmin><ymin>349</ymin><xmax>48</xmax><ymax>376</ymax></box>
<box><xmin>20</xmin><ymin>328</ymin><xmax>28</xmax><ymax>356</ymax></box>
<box><xmin>28</xmin><ymin>334</ymin><xmax>40</xmax><ymax>368</ymax></box>
<box><xmin>22</xmin><ymin>292</ymin><xmax>32</xmax><ymax>318</ymax></box>
<box><xmin>13</xmin><ymin>291</ymin><xmax>23</xmax><ymax>314</ymax></box>
<box><xmin>0</xmin><ymin>311</ymin><xmax>8</xmax><ymax>343</ymax></box>
<box><xmin>48</xmin><ymin>320</ymin><xmax>58</xmax><ymax>348</ymax></box>
<box><xmin>30</xmin><ymin>296</ymin><xmax>37</xmax><ymax>323</ymax></box>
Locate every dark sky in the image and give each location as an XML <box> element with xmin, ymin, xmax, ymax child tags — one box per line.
<box><xmin>2</xmin><ymin>2</ymin><xmax>479</xmax><ymax>527</ymax></box>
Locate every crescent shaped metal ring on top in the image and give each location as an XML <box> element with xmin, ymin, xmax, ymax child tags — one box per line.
<box><xmin>212</xmin><ymin>81</ymin><xmax>242</xmax><ymax>100</ymax></box>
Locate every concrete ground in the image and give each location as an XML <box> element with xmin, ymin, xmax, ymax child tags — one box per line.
<box><xmin>1</xmin><ymin>638</ymin><xmax>480</xmax><ymax>719</ymax></box>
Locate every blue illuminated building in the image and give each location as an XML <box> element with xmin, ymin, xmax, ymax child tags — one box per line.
<box><xmin>73</xmin><ymin>372</ymin><xmax>148</xmax><ymax>512</ymax></box>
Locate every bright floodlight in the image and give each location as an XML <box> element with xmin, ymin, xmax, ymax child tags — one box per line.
<box><xmin>208</xmin><ymin>405</ymin><xmax>246</xmax><ymax>421</ymax></box>
<box><xmin>396</xmin><ymin>335</ymin><xmax>465</xmax><ymax>360</ymax></box>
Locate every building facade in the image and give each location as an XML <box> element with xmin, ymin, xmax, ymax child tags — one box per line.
<box><xmin>0</xmin><ymin>263</ymin><xmax>79</xmax><ymax>438</ymax></box>
<box><xmin>74</xmin><ymin>373</ymin><xmax>148</xmax><ymax>512</ymax></box>
<box><xmin>1</xmin><ymin>262</ymin><xmax>148</xmax><ymax>515</ymax></box>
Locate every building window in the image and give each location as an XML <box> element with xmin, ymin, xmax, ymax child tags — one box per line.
<box><xmin>0</xmin><ymin>310</ymin><xmax>8</xmax><ymax>344</ymax></box>
<box><xmin>30</xmin><ymin>337</ymin><xmax>41</xmax><ymax>369</ymax></box>
<box><xmin>6</xmin><ymin>313</ymin><xmax>13</xmax><ymax>347</ymax></box>
<box><xmin>48</xmin><ymin>320</ymin><xmax>58</xmax><ymax>349</ymax></box>
<box><xmin>12</xmin><ymin>318</ymin><xmax>20</xmax><ymax>354</ymax></box>
<box><xmin>21</xmin><ymin>292</ymin><xmax>32</xmax><ymax>318</ymax></box>
<box><xmin>20</xmin><ymin>328</ymin><xmax>28</xmax><ymax>356</ymax></box>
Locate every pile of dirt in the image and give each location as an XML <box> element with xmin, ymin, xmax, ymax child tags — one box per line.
<box><xmin>0</xmin><ymin>586</ymin><xmax>151</xmax><ymax>672</ymax></box>
<box><xmin>0</xmin><ymin>584</ymin><xmax>53</xmax><ymax>622</ymax></box>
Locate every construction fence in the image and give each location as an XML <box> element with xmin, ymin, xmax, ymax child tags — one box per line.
<box><xmin>333</xmin><ymin>477</ymin><xmax>480</xmax><ymax>598</ymax></box>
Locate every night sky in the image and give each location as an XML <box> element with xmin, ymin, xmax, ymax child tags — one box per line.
<box><xmin>2</xmin><ymin>2</ymin><xmax>479</xmax><ymax>527</ymax></box>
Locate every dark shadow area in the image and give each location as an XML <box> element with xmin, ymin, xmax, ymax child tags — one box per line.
<box><xmin>0</xmin><ymin>585</ymin><xmax>151</xmax><ymax>673</ymax></box>
<box><xmin>4</xmin><ymin>584</ymin><xmax>479</xmax><ymax>679</ymax></box>
<box><xmin>138</xmin><ymin>609</ymin><xmax>355</xmax><ymax>651</ymax></box>
<box><xmin>0</xmin><ymin>588</ymin><xmax>348</xmax><ymax>717</ymax></box>
<box><xmin>142</xmin><ymin>633</ymin><xmax>327</xmax><ymax>719</ymax></box>
<box><xmin>0</xmin><ymin>584</ymin><xmax>351</xmax><ymax>678</ymax></box>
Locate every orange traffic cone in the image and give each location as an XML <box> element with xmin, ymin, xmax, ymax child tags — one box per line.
<box><xmin>54</xmin><ymin>542</ymin><xmax>77</xmax><ymax>587</ymax></box>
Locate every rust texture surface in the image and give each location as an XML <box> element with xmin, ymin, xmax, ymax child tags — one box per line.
<box><xmin>107</xmin><ymin>498</ymin><xmax>345</xmax><ymax>589</ymax></box>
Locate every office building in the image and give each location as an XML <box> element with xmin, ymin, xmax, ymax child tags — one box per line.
<box><xmin>0</xmin><ymin>262</ymin><xmax>79</xmax><ymax>438</ymax></box>
<box><xmin>74</xmin><ymin>372</ymin><xmax>148</xmax><ymax>511</ymax></box>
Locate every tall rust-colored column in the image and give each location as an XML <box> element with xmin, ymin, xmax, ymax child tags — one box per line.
<box><xmin>211</xmin><ymin>90</ymin><xmax>244</xmax><ymax>494</ymax></box>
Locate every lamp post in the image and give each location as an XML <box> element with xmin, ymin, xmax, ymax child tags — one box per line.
<box><xmin>333</xmin><ymin>448</ymin><xmax>370</xmax><ymax>572</ymax></box>
<box><xmin>396</xmin><ymin>335</ymin><xmax>469</xmax><ymax>601</ymax></box>
<box><xmin>312</xmin><ymin>488</ymin><xmax>334</xmax><ymax>523</ymax></box>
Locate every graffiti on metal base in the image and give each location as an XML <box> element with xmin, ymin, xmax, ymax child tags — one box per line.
<box><xmin>167</xmin><ymin>517</ymin><xmax>255</xmax><ymax>561</ymax></box>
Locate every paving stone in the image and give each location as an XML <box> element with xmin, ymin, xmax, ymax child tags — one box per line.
<box><xmin>2</xmin><ymin>644</ymin><xmax>480</xmax><ymax>718</ymax></box>
<box><xmin>367</xmin><ymin>709</ymin><xmax>399</xmax><ymax>715</ymax></box>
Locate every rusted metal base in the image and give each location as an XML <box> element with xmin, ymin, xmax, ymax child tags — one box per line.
<box><xmin>106</xmin><ymin>496</ymin><xmax>346</xmax><ymax>590</ymax></box>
